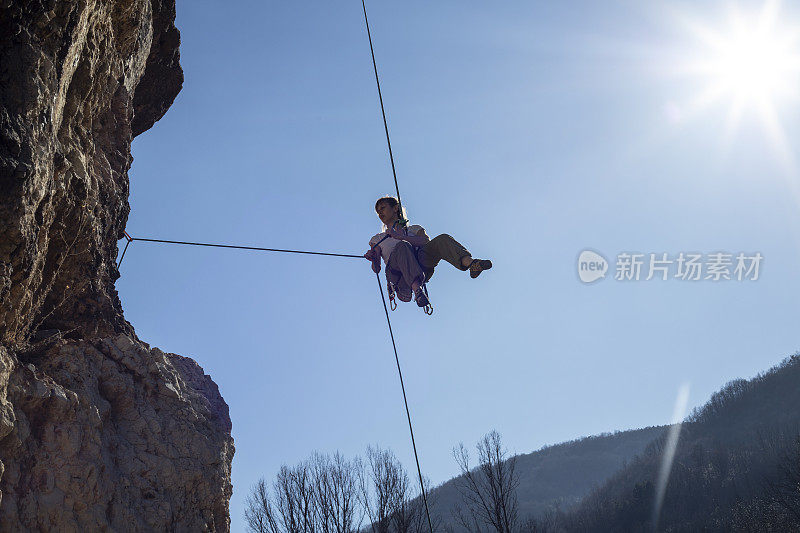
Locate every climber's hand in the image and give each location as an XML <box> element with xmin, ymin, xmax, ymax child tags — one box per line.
<box><xmin>386</xmin><ymin>227</ymin><xmax>405</xmax><ymax>241</ymax></box>
<box><xmin>365</xmin><ymin>249</ymin><xmax>381</xmax><ymax>273</ymax></box>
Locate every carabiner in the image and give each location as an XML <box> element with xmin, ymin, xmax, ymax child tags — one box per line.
<box><xmin>387</xmin><ymin>281</ymin><xmax>398</xmax><ymax>311</ymax></box>
<box><xmin>421</xmin><ymin>284</ymin><xmax>433</xmax><ymax>315</ymax></box>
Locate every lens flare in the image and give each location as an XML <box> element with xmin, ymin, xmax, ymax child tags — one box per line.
<box><xmin>652</xmin><ymin>383</ymin><xmax>690</xmax><ymax>532</ymax></box>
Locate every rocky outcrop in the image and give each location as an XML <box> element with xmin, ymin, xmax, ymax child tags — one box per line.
<box><xmin>1</xmin><ymin>336</ymin><xmax>233</xmax><ymax>530</ymax></box>
<box><xmin>0</xmin><ymin>1</ymin><xmax>233</xmax><ymax>530</ymax></box>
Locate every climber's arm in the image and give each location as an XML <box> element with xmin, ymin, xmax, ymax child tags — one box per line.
<box><xmin>387</xmin><ymin>227</ymin><xmax>430</xmax><ymax>247</ymax></box>
<box><xmin>410</xmin><ymin>228</ymin><xmax>431</xmax><ymax>247</ymax></box>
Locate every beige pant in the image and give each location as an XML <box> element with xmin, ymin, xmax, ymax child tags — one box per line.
<box><xmin>417</xmin><ymin>233</ymin><xmax>472</xmax><ymax>281</ymax></box>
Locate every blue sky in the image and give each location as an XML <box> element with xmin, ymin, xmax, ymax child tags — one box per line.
<box><xmin>119</xmin><ymin>1</ymin><xmax>800</xmax><ymax>529</ymax></box>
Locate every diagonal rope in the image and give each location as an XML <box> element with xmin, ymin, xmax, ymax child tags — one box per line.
<box><xmin>361</xmin><ymin>0</ymin><xmax>403</xmax><ymax>213</ymax></box>
<box><xmin>118</xmin><ymin>238</ymin><xmax>133</xmax><ymax>267</ymax></box>
<box><xmin>374</xmin><ymin>272</ymin><xmax>435</xmax><ymax>533</ymax></box>
<box><xmin>116</xmin><ymin>235</ymin><xmax>362</xmax><ymax>268</ymax></box>
<box><xmin>118</xmin><ymin>235</ymin><xmax>436</xmax><ymax>532</ymax></box>
<box><xmin>361</xmin><ymin>2</ymin><xmax>434</xmax><ymax>529</ymax></box>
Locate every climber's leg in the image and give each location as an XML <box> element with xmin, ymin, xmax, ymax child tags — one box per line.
<box><xmin>418</xmin><ymin>234</ymin><xmax>473</xmax><ymax>272</ymax></box>
<box><xmin>387</xmin><ymin>241</ymin><xmax>426</xmax><ymax>292</ymax></box>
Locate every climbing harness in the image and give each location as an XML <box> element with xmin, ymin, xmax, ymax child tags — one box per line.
<box><xmin>374</xmin><ymin>221</ymin><xmax>434</xmax><ymax>317</ymax></box>
<box><xmin>386</xmin><ymin>279</ymin><xmax>433</xmax><ymax>315</ymax></box>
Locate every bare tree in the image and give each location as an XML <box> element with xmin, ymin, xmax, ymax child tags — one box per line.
<box><xmin>453</xmin><ymin>430</ymin><xmax>519</xmax><ymax>533</ymax></box>
<box><xmin>360</xmin><ymin>446</ymin><xmax>406</xmax><ymax>533</ymax></box>
<box><xmin>358</xmin><ymin>446</ymin><xmax>436</xmax><ymax>533</ymax></box>
<box><xmin>263</xmin><ymin>463</ymin><xmax>317</xmax><ymax>533</ymax></box>
<box><xmin>392</xmin><ymin>478</ymin><xmax>434</xmax><ymax>533</ymax></box>
<box><xmin>245</xmin><ymin>478</ymin><xmax>278</xmax><ymax>533</ymax></box>
<box><xmin>246</xmin><ymin>448</ymin><xmax>432</xmax><ymax>533</ymax></box>
<box><xmin>312</xmin><ymin>452</ymin><xmax>363</xmax><ymax>533</ymax></box>
<box><xmin>244</xmin><ymin>465</ymin><xmax>314</xmax><ymax>533</ymax></box>
<box><xmin>246</xmin><ymin>455</ymin><xmax>363</xmax><ymax>533</ymax></box>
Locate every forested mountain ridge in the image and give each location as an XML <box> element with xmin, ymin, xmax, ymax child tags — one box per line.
<box><xmin>424</xmin><ymin>353</ymin><xmax>800</xmax><ymax>532</ymax></box>
<box><xmin>557</xmin><ymin>352</ymin><xmax>800</xmax><ymax>532</ymax></box>
<box><xmin>427</xmin><ymin>426</ymin><xmax>666</xmax><ymax>529</ymax></box>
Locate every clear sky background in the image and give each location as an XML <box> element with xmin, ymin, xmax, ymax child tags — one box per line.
<box><xmin>118</xmin><ymin>1</ymin><xmax>800</xmax><ymax>530</ymax></box>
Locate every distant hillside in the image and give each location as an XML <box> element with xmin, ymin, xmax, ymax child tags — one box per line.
<box><xmin>514</xmin><ymin>427</ymin><xmax>667</xmax><ymax>516</ymax></box>
<box><xmin>426</xmin><ymin>426</ymin><xmax>666</xmax><ymax>530</ymax></box>
<box><xmin>556</xmin><ymin>353</ymin><xmax>800</xmax><ymax>532</ymax></box>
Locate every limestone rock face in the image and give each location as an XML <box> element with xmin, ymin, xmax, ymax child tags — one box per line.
<box><xmin>0</xmin><ymin>1</ymin><xmax>234</xmax><ymax>530</ymax></box>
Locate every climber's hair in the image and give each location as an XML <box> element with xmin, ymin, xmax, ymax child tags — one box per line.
<box><xmin>375</xmin><ymin>196</ymin><xmax>407</xmax><ymax>231</ymax></box>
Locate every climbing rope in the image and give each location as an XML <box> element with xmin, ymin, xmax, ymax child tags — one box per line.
<box><xmin>361</xmin><ymin>0</ymin><xmax>406</xmax><ymax>225</ymax></box>
<box><xmin>361</xmin><ymin>2</ymin><xmax>434</xmax><ymax>529</ymax></box>
<box><xmin>116</xmin><ymin>231</ymin><xmax>362</xmax><ymax>268</ymax></box>
<box><xmin>361</xmin><ymin>2</ymin><xmax>435</xmax><ymax>525</ymax></box>
<box><xmin>118</xmin><ymin>234</ymin><xmax>134</xmax><ymax>267</ymax></box>
<box><xmin>117</xmin><ymin>231</ymin><xmax>435</xmax><ymax>532</ymax></box>
<box><xmin>375</xmin><ymin>272</ymin><xmax>434</xmax><ymax>533</ymax></box>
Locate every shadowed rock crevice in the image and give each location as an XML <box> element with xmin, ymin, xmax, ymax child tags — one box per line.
<box><xmin>0</xmin><ymin>1</ymin><xmax>233</xmax><ymax>530</ymax></box>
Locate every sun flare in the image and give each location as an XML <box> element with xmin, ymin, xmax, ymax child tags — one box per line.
<box><xmin>700</xmin><ymin>11</ymin><xmax>799</xmax><ymax>105</ymax></box>
<box><xmin>672</xmin><ymin>1</ymin><xmax>800</xmax><ymax>155</ymax></box>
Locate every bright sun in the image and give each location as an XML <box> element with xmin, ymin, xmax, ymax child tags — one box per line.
<box><xmin>672</xmin><ymin>1</ymin><xmax>800</xmax><ymax>155</ymax></box>
<box><xmin>708</xmin><ymin>18</ymin><xmax>797</xmax><ymax>102</ymax></box>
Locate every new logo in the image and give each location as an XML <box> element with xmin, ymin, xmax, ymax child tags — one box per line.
<box><xmin>578</xmin><ymin>250</ymin><xmax>608</xmax><ymax>283</ymax></box>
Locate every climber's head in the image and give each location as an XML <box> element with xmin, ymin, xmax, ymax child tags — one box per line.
<box><xmin>375</xmin><ymin>196</ymin><xmax>405</xmax><ymax>229</ymax></box>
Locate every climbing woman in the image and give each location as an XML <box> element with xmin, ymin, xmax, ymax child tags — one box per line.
<box><xmin>364</xmin><ymin>196</ymin><xmax>492</xmax><ymax>309</ymax></box>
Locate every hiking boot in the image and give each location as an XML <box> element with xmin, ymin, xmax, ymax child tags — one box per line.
<box><xmin>414</xmin><ymin>288</ymin><xmax>429</xmax><ymax>308</ymax></box>
<box><xmin>469</xmin><ymin>259</ymin><xmax>493</xmax><ymax>279</ymax></box>
<box><xmin>397</xmin><ymin>285</ymin><xmax>412</xmax><ymax>302</ymax></box>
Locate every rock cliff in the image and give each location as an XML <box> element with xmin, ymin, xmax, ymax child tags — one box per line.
<box><xmin>0</xmin><ymin>1</ymin><xmax>234</xmax><ymax>530</ymax></box>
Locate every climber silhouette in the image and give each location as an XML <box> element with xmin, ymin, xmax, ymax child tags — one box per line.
<box><xmin>364</xmin><ymin>196</ymin><xmax>492</xmax><ymax>309</ymax></box>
